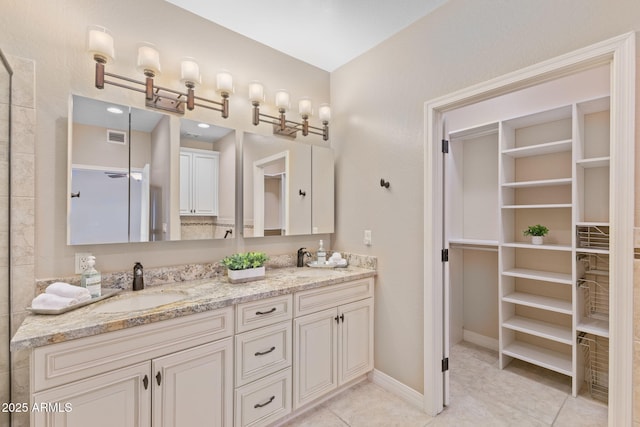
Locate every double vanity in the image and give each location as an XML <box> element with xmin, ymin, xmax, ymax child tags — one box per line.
<box><xmin>11</xmin><ymin>263</ymin><xmax>375</xmax><ymax>427</ymax></box>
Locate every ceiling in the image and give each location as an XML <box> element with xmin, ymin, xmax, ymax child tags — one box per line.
<box><xmin>165</xmin><ymin>0</ymin><xmax>449</xmax><ymax>71</ymax></box>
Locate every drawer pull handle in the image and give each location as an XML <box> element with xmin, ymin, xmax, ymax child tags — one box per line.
<box><xmin>254</xmin><ymin>395</ymin><xmax>275</xmax><ymax>409</ymax></box>
<box><xmin>256</xmin><ymin>307</ymin><xmax>276</xmax><ymax>315</ymax></box>
<box><xmin>143</xmin><ymin>375</ymin><xmax>149</xmax><ymax>390</ymax></box>
<box><xmin>255</xmin><ymin>346</ymin><xmax>276</xmax><ymax>356</ymax></box>
<box><xmin>156</xmin><ymin>371</ymin><xmax>162</xmax><ymax>386</ymax></box>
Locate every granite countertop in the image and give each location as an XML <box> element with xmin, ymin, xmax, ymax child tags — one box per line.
<box><xmin>11</xmin><ymin>266</ymin><xmax>375</xmax><ymax>351</ymax></box>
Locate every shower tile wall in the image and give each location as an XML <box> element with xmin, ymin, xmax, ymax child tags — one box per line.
<box><xmin>6</xmin><ymin>55</ymin><xmax>35</xmax><ymax>427</ymax></box>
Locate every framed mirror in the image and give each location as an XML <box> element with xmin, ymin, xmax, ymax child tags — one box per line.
<box><xmin>242</xmin><ymin>132</ymin><xmax>334</xmax><ymax>237</ymax></box>
<box><xmin>68</xmin><ymin>95</ymin><xmax>236</xmax><ymax>244</ymax></box>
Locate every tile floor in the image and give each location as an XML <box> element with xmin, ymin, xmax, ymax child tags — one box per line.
<box><xmin>282</xmin><ymin>341</ymin><xmax>608</xmax><ymax>426</ymax></box>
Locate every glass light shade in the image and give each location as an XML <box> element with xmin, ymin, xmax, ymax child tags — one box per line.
<box><xmin>298</xmin><ymin>98</ymin><xmax>313</xmax><ymax>117</ymax></box>
<box><xmin>136</xmin><ymin>43</ymin><xmax>161</xmax><ymax>75</ymax></box>
<box><xmin>318</xmin><ymin>104</ymin><xmax>331</xmax><ymax>122</ymax></box>
<box><xmin>275</xmin><ymin>90</ymin><xmax>290</xmax><ymax>110</ymax></box>
<box><xmin>180</xmin><ymin>58</ymin><xmax>201</xmax><ymax>85</ymax></box>
<box><xmin>248</xmin><ymin>81</ymin><xmax>264</xmax><ymax>103</ymax></box>
<box><xmin>87</xmin><ymin>26</ymin><xmax>115</xmax><ymax>62</ymax></box>
<box><xmin>216</xmin><ymin>71</ymin><xmax>233</xmax><ymax>94</ymax></box>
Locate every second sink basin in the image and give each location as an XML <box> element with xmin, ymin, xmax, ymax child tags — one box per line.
<box><xmin>92</xmin><ymin>292</ymin><xmax>186</xmax><ymax>313</ymax></box>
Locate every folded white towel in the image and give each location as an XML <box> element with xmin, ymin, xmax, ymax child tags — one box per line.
<box><xmin>31</xmin><ymin>293</ymin><xmax>78</xmax><ymax>310</ymax></box>
<box><xmin>46</xmin><ymin>282</ymin><xmax>91</xmax><ymax>302</ymax></box>
<box><xmin>330</xmin><ymin>252</ymin><xmax>343</xmax><ymax>261</ymax></box>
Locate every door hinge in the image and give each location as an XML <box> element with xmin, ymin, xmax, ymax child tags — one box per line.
<box><xmin>441</xmin><ymin>249</ymin><xmax>449</xmax><ymax>262</ymax></box>
<box><xmin>441</xmin><ymin>139</ymin><xmax>449</xmax><ymax>153</ymax></box>
<box><xmin>441</xmin><ymin>357</ymin><xmax>449</xmax><ymax>372</ymax></box>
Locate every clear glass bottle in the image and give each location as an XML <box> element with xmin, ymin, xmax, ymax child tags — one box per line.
<box><xmin>81</xmin><ymin>256</ymin><xmax>102</xmax><ymax>298</ymax></box>
<box><xmin>317</xmin><ymin>240</ymin><xmax>327</xmax><ymax>264</ymax></box>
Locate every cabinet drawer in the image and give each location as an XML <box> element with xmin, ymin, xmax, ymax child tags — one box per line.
<box><xmin>33</xmin><ymin>307</ymin><xmax>233</xmax><ymax>392</ymax></box>
<box><xmin>236</xmin><ymin>294</ymin><xmax>293</xmax><ymax>333</ymax></box>
<box><xmin>235</xmin><ymin>321</ymin><xmax>292</xmax><ymax>387</ymax></box>
<box><xmin>234</xmin><ymin>369</ymin><xmax>292</xmax><ymax>427</ymax></box>
<box><xmin>294</xmin><ymin>278</ymin><xmax>374</xmax><ymax>316</ymax></box>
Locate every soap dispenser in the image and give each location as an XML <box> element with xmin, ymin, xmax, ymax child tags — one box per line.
<box><xmin>133</xmin><ymin>262</ymin><xmax>144</xmax><ymax>291</ymax></box>
<box><xmin>81</xmin><ymin>256</ymin><xmax>102</xmax><ymax>298</ymax></box>
<box><xmin>317</xmin><ymin>240</ymin><xmax>327</xmax><ymax>264</ymax></box>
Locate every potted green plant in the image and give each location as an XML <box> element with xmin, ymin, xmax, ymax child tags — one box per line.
<box><xmin>523</xmin><ymin>224</ymin><xmax>549</xmax><ymax>245</ymax></box>
<box><xmin>221</xmin><ymin>252</ymin><xmax>268</xmax><ymax>283</ymax></box>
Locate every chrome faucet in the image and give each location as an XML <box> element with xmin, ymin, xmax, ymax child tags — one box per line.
<box><xmin>297</xmin><ymin>248</ymin><xmax>311</xmax><ymax>267</ymax></box>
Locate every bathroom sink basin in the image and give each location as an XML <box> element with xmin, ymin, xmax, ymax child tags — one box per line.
<box><xmin>92</xmin><ymin>292</ymin><xmax>186</xmax><ymax>313</ymax></box>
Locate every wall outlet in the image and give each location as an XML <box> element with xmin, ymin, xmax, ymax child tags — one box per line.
<box><xmin>364</xmin><ymin>230</ymin><xmax>372</xmax><ymax>246</ymax></box>
<box><xmin>75</xmin><ymin>252</ymin><xmax>92</xmax><ymax>274</ymax></box>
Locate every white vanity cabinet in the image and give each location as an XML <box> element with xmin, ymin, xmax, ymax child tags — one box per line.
<box><xmin>30</xmin><ymin>308</ymin><xmax>234</xmax><ymax>427</ymax></box>
<box><xmin>293</xmin><ymin>278</ymin><xmax>374</xmax><ymax>409</ymax></box>
<box><xmin>179</xmin><ymin>147</ymin><xmax>219</xmax><ymax>216</ymax></box>
<box><xmin>234</xmin><ymin>294</ymin><xmax>293</xmax><ymax>427</ymax></box>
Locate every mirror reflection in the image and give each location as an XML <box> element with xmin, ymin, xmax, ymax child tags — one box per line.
<box><xmin>243</xmin><ymin>132</ymin><xmax>312</xmax><ymax>237</ymax></box>
<box><xmin>178</xmin><ymin>118</ymin><xmax>235</xmax><ymax>240</ymax></box>
<box><xmin>68</xmin><ymin>95</ymin><xmax>236</xmax><ymax>244</ymax></box>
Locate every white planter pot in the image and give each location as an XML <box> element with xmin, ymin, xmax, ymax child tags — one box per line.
<box><xmin>227</xmin><ymin>266</ymin><xmax>265</xmax><ymax>284</ymax></box>
<box><xmin>531</xmin><ymin>236</ymin><xmax>544</xmax><ymax>245</ymax></box>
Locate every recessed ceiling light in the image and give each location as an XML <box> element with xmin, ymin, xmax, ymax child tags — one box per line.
<box><xmin>197</xmin><ymin>123</ymin><xmax>210</xmax><ymax>128</ymax></box>
<box><xmin>107</xmin><ymin>106</ymin><xmax>124</xmax><ymax>114</ymax></box>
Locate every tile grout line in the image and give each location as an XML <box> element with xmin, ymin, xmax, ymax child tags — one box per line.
<box><xmin>550</xmin><ymin>394</ymin><xmax>570</xmax><ymax>426</ymax></box>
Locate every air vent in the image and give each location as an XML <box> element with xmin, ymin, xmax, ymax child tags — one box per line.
<box><xmin>107</xmin><ymin>129</ymin><xmax>127</xmax><ymax>145</ymax></box>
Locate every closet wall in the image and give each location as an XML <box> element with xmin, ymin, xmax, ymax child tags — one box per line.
<box><xmin>445</xmin><ymin>64</ymin><xmax>611</xmax><ymax>400</ymax></box>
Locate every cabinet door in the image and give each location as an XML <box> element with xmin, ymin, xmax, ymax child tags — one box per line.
<box><xmin>179</xmin><ymin>152</ymin><xmax>191</xmax><ymax>215</ymax></box>
<box><xmin>32</xmin><ymin>362</ymin><xmax>150</xmax><ymax>427</ymax></box>
<box><xmin>152</xmin><ymin>338</ymin><xmax>232</xmax><ymax>427</ymax></box>
<box><xmin>192</xmin><ymin>152</ymin><xmax>219</xmax><ymax>215</ymax></box>
<box><xmin>339</xmin><ymin>298</ymin><xmax>374</xmax><ymax>385</ymax></box>
<box><xmin>293</xmin><ymin>308</ymin><xmax>338</xmax><ymax>409</ymax></box>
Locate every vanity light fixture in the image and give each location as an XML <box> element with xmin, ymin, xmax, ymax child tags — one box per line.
<box><xmin>87</xmin><ymin>25</ymin><xmax>231</xmax><ymax>118</ymax></box>
<box><xmin>249</xmin><ymin>81</ymin><xmax>330</xmax><ymax>141</ymax></box>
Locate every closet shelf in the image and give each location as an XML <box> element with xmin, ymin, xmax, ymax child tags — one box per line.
<box><xmin>576</xmin><ymin>157</ymin><xmax>610</xmax><ymax>168</ymax></box>
<box><xmin>502</xmin><ymin>342</ymin><xmax>573</xmax><ymax>376</ymax></box>
<box><xmin>502</xmin><ymin>242</ymin><xmax>572</xmax><ymax>251</ymax></box>
<box><xmin>502</xmin><ymin>316</ymin><xmax>572</xmax><ymax>344</ymax></box>
<box><xmin>448</xmin><ymin>238</ymin><xmax>498</xmax><ymax>247</ymax></box>
<box><xmin>502</xmin><ymin>292</ymin><xmax>572</xmax><ymax>314</ymax></box>
<box><xmin>576</xmin><ymin>221</ymin><xmax>609</xmax><ymax>227</ymax></box>
<box><xmin>576</xmin><ymin>247</ymin><xmax>609</xmax><ymax>255</ymax></box>
<box><xmin>577</xmin><ymin>318</ymin><xmax>610</xmax><ymax>338</ymax></box>
<box><xmin>501</xmin><ymin>139</ymin><xmax>572</xmax><ymax>158</ymax></box>
<box><xmin>502</xmin><ymin>204</ymin><xmax>572</xmax><ymax>209</ymax></box>
<box><xmin>501</xmin><ymin>178</ymin><xmax>572</xmax><ymax>188</ymax></box>
<box><xmin>502</xmin><ymin>268</ymin><xmax>572</xmax><ymax>284</ymax></box>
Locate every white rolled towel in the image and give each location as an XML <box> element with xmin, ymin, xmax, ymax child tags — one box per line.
<box><xmin>46</xmin><ymin>282</ymin><xmax>91</xmax><ymax>302</ymax></box>
<box><xmin>31</xmin><ymin>293</ymin><xmax>78</xmax><ymax>310</ymax></box>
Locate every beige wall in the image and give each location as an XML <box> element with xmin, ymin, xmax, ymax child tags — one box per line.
<box><xmin>0</xmin><ymin>0</ymin><xmax>331</xmax><ymax>279</ymax></box>
<box><xmin>331</xmin><ymin>0</ymin><xmax>640</xmax><ymax>398</ymax></box>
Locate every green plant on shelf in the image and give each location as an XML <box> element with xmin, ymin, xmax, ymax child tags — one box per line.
<box><xmin>220</xmin><ymin>252</ymin><xmax>269</xmax><ymax>270</ymax></box>
<box><xmin>522</xmin><ymin>224</ymin><xmax>549</xmax><ymax>237</ymax></box>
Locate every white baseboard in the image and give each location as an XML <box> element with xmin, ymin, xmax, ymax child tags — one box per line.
<box><xmin>463</xmin><ymin>329</ymin><xmax>499</xmax><ymax>351</ymax></box>
<box><xmin>369</xmin><ymin>369</ymin><xmax>424</xmax><ymax>409</ymax></box>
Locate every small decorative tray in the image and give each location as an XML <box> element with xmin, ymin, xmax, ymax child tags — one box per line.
<box><xmin>26</xmin><ymin>289</ymin><xmax>121</xmax><ymax>315</ymax></box>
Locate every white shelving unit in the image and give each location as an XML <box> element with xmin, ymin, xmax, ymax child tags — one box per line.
<box><xmin>446</xmin><ymin>95</ymin><xmax>612</xmax><ymax>401</ymax></box>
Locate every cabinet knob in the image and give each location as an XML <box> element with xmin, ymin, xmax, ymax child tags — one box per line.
<box><xmin>299</xmin><ymin>189</ymin><xmax>306</xmax><ymax>197</ymax></box>
<box><xmin>340</xmin><ymin>314</ymin><xmax>344</xmax><ymax>323</ymax></box>
<box><xmin>142</xmin><ymin>375</ymin><xmax>149</xmax><ymax>390</ymax></box>
<box><xmin>156</xmin><ymin>371</ymin><xmax>162</xmax><ymax>386</ymax></box>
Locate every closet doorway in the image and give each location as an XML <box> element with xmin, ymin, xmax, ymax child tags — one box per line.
<box><xmin>424</xmin><ymin>33</ymin><xmax>635</xmax><ymax>425</ymax></box>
